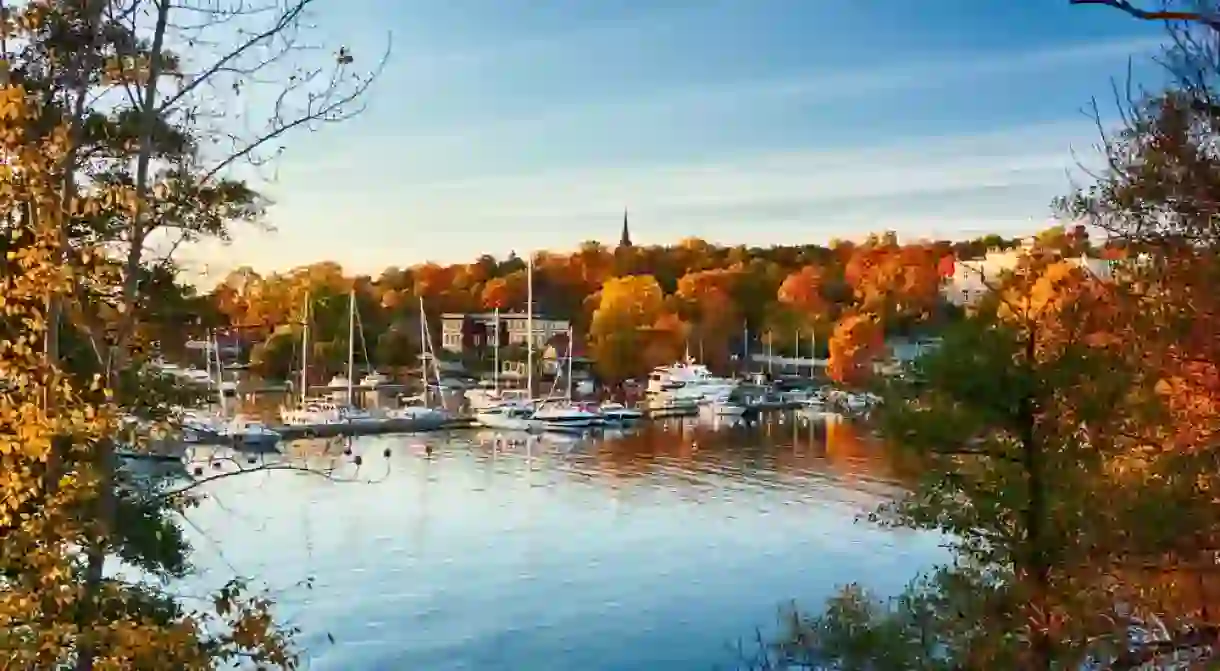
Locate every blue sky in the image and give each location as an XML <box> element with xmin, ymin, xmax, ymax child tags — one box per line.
<box><xmin>186</xmin><ymin>0</ymin><xmax>1167</xmax><ymax>281</ymax></box>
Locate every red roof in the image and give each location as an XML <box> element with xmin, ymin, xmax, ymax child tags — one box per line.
<box><xmin>937</xmin><ymin>254</ymin><xmax>956</xmax><ymax>278</ymax></box>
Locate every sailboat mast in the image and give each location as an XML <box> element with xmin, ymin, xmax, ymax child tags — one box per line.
<box><xmin>300</xmin><ymin>292</ymin><xmax>310</xmax><ymax>403</ymax></box>
<box><xmin>743</xmin><ymin>323</ymin><xmax>749</xmax><ymax>375</ymax></box>
<box><xmin>493</xmin><ymin>307</ymin><xmax>500</xmax><ymax>392</ymax></box>
<box><xmin>526</xmin><ymin>255</ymin><xmax>534</xmax><ymax>399</ymax></box>
<box><xmin>213</xmin><ymin>331</ymin><xmax>227</xmax><ymax>416</ymax></box>
<box><xmin>346</xmin><ymin>288</ymin><xmax>356</xmax><ymax>404</ymax></box>
<box><xmin>204</xmin><ymin>327</ymin><xmax>213</xmax><ymax>384</ymax></box>
<box><xmin>566</xmin><ymin>326</ymin><xmax>573</xmax><ymax>399</ymax></box>
<box><xmin>418</xmin><ymin>297</ymin><xmax>429</xmax><ymax>409</ymax></box>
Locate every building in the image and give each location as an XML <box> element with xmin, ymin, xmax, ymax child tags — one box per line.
<box><xmin>540</xmin><ymin>332</ymin><xmax>593</xmax><ymax>376</ymax></box>
<box><xmin>619</xmin><ymin>209</ymin><xmax>632</xmax><ymax>248</ymax></box>
<box><xmin>942</xmin><ymin>238</ymin><xmax>1117</xmax><ymax>307</ymax></box>
<box><xmin>439</xmin><ymin>312</ymin><xmax>571</xmax><ymax>354</ymax></box>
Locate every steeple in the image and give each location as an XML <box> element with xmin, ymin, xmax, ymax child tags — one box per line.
<box><xmin>619</xmin><ymin>209</ymin><xmax>633</xmax><ymax>248</ymax></box>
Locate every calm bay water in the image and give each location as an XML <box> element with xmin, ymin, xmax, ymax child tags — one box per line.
<box><xmin>177</xmin><ymin>415</ymin><xmax>946</xmax><ymax>670</ymax></box>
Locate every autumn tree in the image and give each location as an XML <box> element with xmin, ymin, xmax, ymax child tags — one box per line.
<box><xmin>589</xmin><ymin>275</ymin><xmax>683</xmax><ymax>382</ymax></box>
<box><xmin>675</xmin><ymin>268</ymin><xmax>740</xmax><ymax>369</ymax></box>
<box><xmin>761</xmin><ymin>15</ymin><xmax>1220</xmax><ymax>666</ymax></box>
<box><xmin>0</xmin><ymin>0</ymin><xmax>383</xmax><ymax>667</ymax></box>
<box><xmin>826</xmin><ymin>313</ymin><xmax>884</xmax><ymax>387</ymax></box>
<box><xmin>480</xmin><ymin>269</ymin><xmax>528</xmax><ymax>311</ymax></box>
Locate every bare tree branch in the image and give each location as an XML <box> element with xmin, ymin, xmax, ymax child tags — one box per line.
<box><xmin>1070</xmin><ymin>0</ymin><xmax>1220</xmax><ymax>31</ymax></box>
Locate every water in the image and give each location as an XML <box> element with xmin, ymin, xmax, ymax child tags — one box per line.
<box><xmin>175</xmin><ymin>414</ymin><xmax>947</xmax><ymax>670</ymax></box>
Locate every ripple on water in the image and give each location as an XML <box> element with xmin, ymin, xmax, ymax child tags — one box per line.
<box><xmin>180</xmin><ymin>420</ymin><xmax>948</xmax><ymax>670</ymax></box>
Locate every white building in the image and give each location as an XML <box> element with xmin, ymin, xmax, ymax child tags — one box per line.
<box><xmin>943</xmin><ymin>240</ymin><xmax>1117</xmax><ymax>307</ymax></box>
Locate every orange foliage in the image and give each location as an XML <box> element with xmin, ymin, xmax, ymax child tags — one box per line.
<box><xmin>844</xmin><ymin>241</ymin><xmax>942</xmax><ymax>316</ymax></box>
<box><xmin>480</xmin><ymin>270</ymin><xmax>527</xmax><ymax>310</ymax></box>
<box><xmin>777</xmin><ymin>265</ymin><xmax>830</xmax><ymax>316</ymax></box>
<box><xmin>827</xmin><ymin>313</ymin><xmax>884</xmax><ymax>387</ymax></box>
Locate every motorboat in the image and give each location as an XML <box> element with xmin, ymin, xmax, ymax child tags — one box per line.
<box><xmin>530</xmin><ymin>401</ymin><xmax>599</xmax><ymax>433</ymax></box>
<box><xmin>221</xmin><ymin>414</ymin><xmax>281</xmax><ymax>449</ymax></box>
<box><xmin>475</xmin><ymin>402</ymin><xmax>538</xmax><ymax>432</ymax></box>
<box><xmin>598</xmin><ymin>402</ymin><xmax>643</xmax><ymax>423</ymax></box>
<box><xmin>465</xmin><ymin>386</ymin><xmax>533</xmax><ymax>411</ymax></box>
<box><xmin>280</xmin><ymin>398</ymin><xmax>381</xmax><ymax>427</ymax></box>
<box><xmin>360</xmin><ymin>370</ymin><xmax>390</xmax><ymax>387</ymax></box>
<box><xmin>386</xmin><ymin>394</ymin><xmax>451</xmax><ymax>426</ymax></box>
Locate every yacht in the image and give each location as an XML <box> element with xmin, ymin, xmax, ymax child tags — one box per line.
<box><xmin>530</xmin><ymin>400</ymin><xmax>599</xmax><ymax>433</ymax></box>
<box><xmin>327</xmin><ymin>375</ymin><xmax>351</xmax><ymax>401</ymax></box>
<box><xmin>387</xmin><ymin>394</ymin><xmax>450</xmax><ymax>426</ymax></box>
<box><xmin>280</xmin><ymin>398</ymin><xmax>379</xmax><ymax>426</ymax></box>
<box><xmin>466</xmin><ymin>386</ymin><xmax>533</xmax><ymax>411</ymax></box>
<box><xmin>221</xmin><ymin>414</ymin><xmax>281</xmax><ymax>449</ymax></box>
<box><xmin>598</xmin><ymin>402</ymin><xmax>643</xmax><ymax>423</ymax></box>
<box><xmin>180</xmin><ymin>366</ymin><xmax>213</xmax><ymax>386</ymax></box>
<box><xmin>475</xmin><ymin>401</ymin><xmax>539</xmax><ymax>432</ymax></box>
<box><xmin>360</xmin><ymin>370</ymin><xmax>390</xmax><ymax>387</ymax></box>
<box><xmin>646</xmin><ymin>360</ymin><xmax>737</xmax><ymax>402</ymax></box>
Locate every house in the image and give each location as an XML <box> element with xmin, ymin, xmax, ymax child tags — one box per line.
<box><xmin>540</xmin><ymin>332</ymin><xmax>594</xmax><ymax>377</ymax></box>
<box><xmin>439</xmin><ymin>312</ymin><xmax>571</xmax><ymax>354</ymax></box>
<box><xmin>941</xmin><ymin>238</ymin><xmax>1118</xmax><ymax>307</ymax></box>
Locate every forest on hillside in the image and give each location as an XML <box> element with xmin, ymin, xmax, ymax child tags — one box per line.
<box><xmin>197</xmin><ymin>225</ymin><xmax>1112</xmax><ymax>384</ymax></box>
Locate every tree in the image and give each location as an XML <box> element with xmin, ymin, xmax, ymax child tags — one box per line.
<box><xmin>250</xmin><ymin>328</ymin><xmax>299</xmax><ymax>381</ymax></box>
<box><xmin>826</xmin><ymin>313</ymin><xmax>884</xmax><ymax>387</ymax></box>
<box><xmin>374</xmin><ymin>324</ymin><xmax>421</xmax><ymax>368</ymax></box>
<box><xmin>481</xmin><ymin>270</ymin><xmax>528</xmax><ymax>311</ymax></box>
<box><xmin>589</xmin><ymin>275</ymin><xmax>669</xmax><ymax>382</ymax></box>
<box><xmin>0</xmin><ymin>0</ymin><xmax>384</xmax><ymax>667</ymax></box>
<box><xmin>776</xmin><ymin>263</ymin><xmax>832</xmax><ymax>322</ymax></box>
<box><xmin>765</xmin><ymin>53</ymin><xmax>1220</xmax><ymax>666</ymax></box>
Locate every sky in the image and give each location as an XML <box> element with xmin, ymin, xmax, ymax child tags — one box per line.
<box><xmin>183</xmin><ymin>0</ymin><xmax>1169</xmax><ymax>283</ymax></box>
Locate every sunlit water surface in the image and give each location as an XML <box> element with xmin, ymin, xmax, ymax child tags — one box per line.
<box><xmin>172</xmin><ymin>415</ymin><xmax>947</xmax><ymax>670</ymax></box>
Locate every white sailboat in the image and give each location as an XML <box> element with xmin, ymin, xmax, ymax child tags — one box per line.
<box><xmin>387</xmin><ymin>298</ymin><xmax>451</xmax><ymax>425</ymax></box>
<box><xmin>476</xmin><ymin>256</ymin><xmax>547</xmax><ymax>432</ymax></box>
<box><xmin>530</xmin><ymin>326</ymin><xmax>599</xmax><ymax>432</ymax></box>
<box><xmin>466</xmin><ymin>307</ymin><xmax>532</xmax><ymax>411</ymax></box>
<box><xmin>199</xmin><ymin>330</ymin><xmax>279</xmax><ymax>448</ymax></box>
<box><xmin>281</xmin><ymin>290</ymin><xmax>380</xmax><ymax>427</ymax></box>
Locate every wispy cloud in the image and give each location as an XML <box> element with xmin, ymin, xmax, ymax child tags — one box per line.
<box><xmin>393</xmin><ymin>120</ymin><xmax>1098</xmax><ymax>219</ymax></box>
<box><xmin>183</xmin><ymin>121</ymin><xmax>1094</xmax><ymax>279</ymax></box>
<box><xmin>396</xmin><ymin>35</ymin><xmax>1162</xmax><ymax>144</ymax></box>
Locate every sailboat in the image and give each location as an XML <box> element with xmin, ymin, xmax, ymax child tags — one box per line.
<box><xmin>197</xmin><ymin>330</ymin><xmax>280</xmax><ymax>448</ymax></box>
<box><xmin>530</xmin><ymin>326</ymin><xmax>599</xmax><ymax>432</ymax></box>
<box><xmin>466</xmin><ymin>307</ymin><xmax>532</xmax><ymax>411</ymax></box>
<box><xmin>281</xmin><ymin>290</ymin><xmax>380</xmax><ymax>427</ymax></box>
<box><xmin>475</xmin><ymin>258</ymin><xmax>545</xmax><ymax>431</ymax></box>
<box><xmin>386</xmin><ymin>298</ymin><xmax>451</xmax><ymax>426</ymax></box>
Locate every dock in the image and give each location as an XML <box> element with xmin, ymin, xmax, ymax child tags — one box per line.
<box><xmin>269</xmin><ymin>416</ymin><xmax>473</xmax><ymax>440</ymax></box>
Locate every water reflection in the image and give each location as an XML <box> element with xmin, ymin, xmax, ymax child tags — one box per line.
<box><xmin>177</xmin><ymin>416</ymin><xmax>943</xmax><ymax>671</ymax></box>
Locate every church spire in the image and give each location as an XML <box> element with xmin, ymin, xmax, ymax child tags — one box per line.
<box><xmin>619</xmin><ymin>209</ymin><xmax>632</xmax><ymax>248</ymax></box>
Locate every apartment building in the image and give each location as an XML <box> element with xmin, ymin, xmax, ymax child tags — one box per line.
<box><xmin>439</xmin><ymin>312</ymin><xmax>571</xmax><ymax>354</ymax></box>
